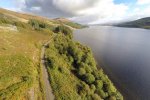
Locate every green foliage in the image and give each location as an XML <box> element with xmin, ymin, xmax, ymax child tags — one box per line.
<box><xmin>45</xmin><ymin>24</ymin><xmax>123</xmax><ymax>100</ymax></box>
<box><xmin>53</xmin><ymin>25</ymin><xmax>73</xmax><ymax>38</ymax></box>
<box><xmin>107</xmin><ymin>84</ymin><xmax>117</xmax><ymax>95</ymax></box>
<box><xmin>78</xmin><ymin>68</ymin><xmax>86</xmax><ymax>76</ymax></box>
<box><xmin>90</xmin><ymin>84</ymin><xmax>96</xmax><ymax>93</ymax></box>
<box><xmin>0</xmin><ymin>14</ymin><xmax>13</xmax><ymax>24</ymax></box>
<box><xmin>109</xmin><ymin>96</ymin><xmax>117</xmax><ymax>100</ymax></box>
<box><xmin>96</xmin><ymin>89</ymin><xmax>108</xmax><ymax>99</ymax></box>
<box><xmin>0</xmin><ymin>15</ymin><xmax>31</xmax><ymax>29</ymax></box>
<box><xmin>28</xmin><ymin>19</ymin><xmax>55</xmax><ymax>31</ymax></box>
<box><xmin>84</xmin><ymin>73</ymin><xmax>95</xmax><ymax>84</ymax></box>
<box><xmin>91</xmin><ymin>93</ymin><xmax>102</xmax><ymax>100</ymax></box>
<box><xmin>13</xmin><ymin>21</ymin><xmax>31</xmax><ymax>29</ymax></box>
<box><xmin>95</xmin><ymin>80</ymin><xmax>103</xmax><ymax>90</ymax></box>
<box><xmin>77</xmin><ymin>83</ymin><xmax>91</xmax><ymax>98</ymax></box>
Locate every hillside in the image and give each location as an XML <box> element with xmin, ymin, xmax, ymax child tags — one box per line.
<box><xmin>0</xmin><ymin>8</ymin><xmax>123</xmax><ymax>100</ymax></box>
<box><xmin>116</xmin><ymin>17</ymin><xmax>150</xmax><ymax>29</ymax></box>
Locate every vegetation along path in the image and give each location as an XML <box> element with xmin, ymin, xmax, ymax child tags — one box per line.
<box><xmin>41</xmin><ymin>38</ymin><xmax>55</xmax><ymax>100</ymax></box>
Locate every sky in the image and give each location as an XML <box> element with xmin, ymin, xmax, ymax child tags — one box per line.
<box><xmin>0</xmin><ymin>0</ymin><xmax>150</xmax><ymax>24</ymax></box>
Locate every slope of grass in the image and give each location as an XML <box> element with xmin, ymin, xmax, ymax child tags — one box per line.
<box><xmin>0</xmin><ymin>17</ymin><xmax>52</xmax><ymax>99</ymax></box>
<box><xmin>0</xmin><ymin>55</ymin><xmax>34</xmax><ymax>99</ymax></box>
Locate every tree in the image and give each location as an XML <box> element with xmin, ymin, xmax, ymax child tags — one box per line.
<box><xmin>109</xmin><ymin>96</ymin><xmax>116</xmax><ymax>100</ymax></box>
<box><xmin>107</xmin><ymin>84</ymin><xmax>117</xmax><ymax>95</ymax></box>
<box><xmin>90</xmin><ymin>84</ymin><xmax>96</xmax><ymax>93</ymax></box>
<box><xmin>96</xmin><ymin>90</ymin><xmax>108</xmax><ymax>99</ymax></box>
<box><xmin>95</xmin><ymin>80</ymin><xmax>103</xmax><ymax>90</ymax></box>
<box><xmin>91</xmin><ymin>94</ymin><xmax>102</xmax><ymax>100</ymax></box>
<box><xmin>84</xmin><ymin>73</ymin><xmax>95</xmax><ymax>84</ymax></box>
<box><xmin>78</xmin><ymin>68</ymin><xmax>86</xmax><ymax>76</ymax></box>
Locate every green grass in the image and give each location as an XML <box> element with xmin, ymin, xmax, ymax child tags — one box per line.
<box><xmin>0</xmin><ymin>18</ymin><xmax>52</xmax><ymax>99</ymax></box>
<box><xmin>0</xmin><ymin>54</ymin><xmax>34</xmax><ymax>99</ymax></box>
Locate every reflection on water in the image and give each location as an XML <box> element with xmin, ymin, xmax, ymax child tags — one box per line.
<box><xmin>74</xmin><ymin>26</ymin><xmax>150</xmax><ymax>100</ymax></box>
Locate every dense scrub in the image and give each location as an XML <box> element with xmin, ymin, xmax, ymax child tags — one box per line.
<box><xmin>28</xmin><ymin>19</ymin><xmax>55</xmax><ymax>31</ymax></box>
<box><xmin>45</xmin><ymin>25</ymin><xmax>123</xmax><ymax>100</ymax></box>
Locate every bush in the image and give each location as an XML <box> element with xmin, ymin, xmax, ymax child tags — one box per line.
<box><xmin>107</xmin><ymin>84</ymin><xmax>117</xmax><ymax>95</ymax></box>
<box><xmin>28</xmin><ymin>19</ymin><xmax>54</xmax><ymax>31</ymax></box>
<box><xmin>0</xmin><ymin>17</ymin><xmax>13</xmax><ymax>24</ymax></box>
<box><xmin>68</xmin><ymin>56</ymin><xmax>74</xmax><ymax>63</ymax></box>
<box><xmin>95</xmin><ymin>80</ymin><xmax>103</xmax><ymax>90</ymax></box>
<box><xmin>96</xmin><ymin>90</ymin><xmax>108</xmax><ymax>99</ymax></box>
<box><xmin>78</xmin><ymin>83</ymin><xmax>91</xmax><ymax>97</ymax></box>
<box><xmin>53</xmin><ymin>25</ymin><xmax>73</xmax><ymax>38</ymax></box>
<box><xmin>78</xmin><ymin>68</ymin><xmax>86</xmax><ymax>76</ymax></box>
<box><xmin>109</xmin><ymin>96</ymin><xmax>117</xmax><ymax>100</ymax></box>
<box><xmin>84</xmin><ymin>73</ymin><xmax>95</xmax><ymax>84</ymax></box>
<box><xmin>13</xmin><ymin>21</ymin><xmax>30</xmax><ymax>28</ymax></box>
<box><xmin>91</xmin><ymin>94</ymin><xmax>102</xmax><ymax>100</ymax></box>
<box><xmin>90</xmin><ymin>84</ymin><xmax>96</xmax><ymax>93</ymax></box>
<box><xmin>92</xmin><ymin>70</ymin><xmax>103</xmax><ymax>80</ymax></box>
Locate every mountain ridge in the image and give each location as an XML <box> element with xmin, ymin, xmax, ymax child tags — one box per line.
<box><xmin>115</xmin><ymin>17</ymin><xmax>150</xmax><ymax>29</ymax></box>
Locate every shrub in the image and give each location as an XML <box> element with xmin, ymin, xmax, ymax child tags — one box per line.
<box><xmin>95</xmin><ymin>80</ymin><xmax>103</xmax><ymax>90</ymax></box>
<box><xmin>68</xmin><ymin>56</ymin><xmax>74</xmax><ymax>63</ymax></box>
<box><xmin>109</xmin><ymin>96</ymin><xmax>117</xmax><ymax>100</ymax></box>
<box><xmin>13</xmin><ymin>21</ymin><xmax>30</xmax><ymax>28</ymax></box>
<box><xmin>53</xmin><ymin>25</ymin><xmax>73</xmax><ymax>38</ymax></box>
<box><xmin>84</xmin><ymin>73</ymin><xmax>95</xmax><ymax>84</ymax></box>
<box><xmin>83</xmin><ymin>64</ymin><xmax>92</xmax><ymax>73</ymax></box>
<box><xmin>96</xmin><ymin>90</ymin><xmax>108</xmax><ymax>99</ymax></box>
<box><xmin>28</xmin><ymin>19</ymin><xmax>53</xmax><ymax>31</ymax></box>
<box><xmin>91</xmin><ymin>93</ymin><xmax>102</xmax><ymax>100</ymax></box>
<box><xmin>78</xmin><ymin>68</ymin><xmax>86</xmax><ymax>76</ymax></box>
<box><xmin>90</xmin><ymin>84</ymin><xmax>96</xmax><ymax>93</ymax></box>
<box><xmin>92</xmin><ymin>70</ymin><xmax>103</xmax><ymax>80</ymax></box>
<box><xmin>0</xmin><ymin>17</ymin><xmax>12</xmax><ymax>24</ymax></box>
<box><xmin>107</xmin><ymin>84</ymin><xmax>117</xmax><ymax>95</ymax></box>
<box><xmin>78</xmin><ymin>83</ymin><xmax>91</xmax><ymax>97</ymax></box>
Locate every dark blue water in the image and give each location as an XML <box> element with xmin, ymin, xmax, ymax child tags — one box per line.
<box><xmin>74</xmin><ymin>26</ymin><xmax>150</xmax><ymax>100</ymax></box>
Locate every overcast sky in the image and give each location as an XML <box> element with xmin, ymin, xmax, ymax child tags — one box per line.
<box><xmin>0</xmin><ymin>0</ymin><xmax>150</xmax><ymax>24</ymax></box>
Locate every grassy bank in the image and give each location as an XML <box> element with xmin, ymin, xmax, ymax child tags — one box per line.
<box><xmin>0</xmin><ymin>14</ymin><xmax>52</xmax><ymax>99</ymax></box>
<box><xmin>45</xmin><ymin>26</ymin><xmax>123</xmax><ymax>100</ymax></box>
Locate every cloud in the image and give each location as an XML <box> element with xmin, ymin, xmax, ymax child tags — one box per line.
<box><xmin>15</xmin><ymin>0</ymin><xmax>128</xmax><ymax>24</ymax></box>
<box><xmin>12</xmin><ymin>0</ymin><xmax>26</xmax><ymax>11</ymax></box>
<box><xmin>137</xmin><ymin>0</ymin><xmax>150</xmax><ymax>5</ymax></box>
<box><xmin>9</xmin><ymin>0</ymin><xmax>149</xmax><ymax>24</ymax></box>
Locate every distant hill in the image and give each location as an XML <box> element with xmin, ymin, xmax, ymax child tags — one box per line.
<box><xmin>0</xmin><ymin>8</ymin><xmax>85</xmax><ymax>29</ymax></box>
<box><xmin>116</xmin><ymin>17</ymin><xmax>150</xmax><ymax>29</ymax></box>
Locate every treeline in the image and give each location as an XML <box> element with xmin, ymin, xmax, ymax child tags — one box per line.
<box><xmin>45</xmin><ymin>25</ymin><xmax>123</xmax><ymax>100</ymax></box>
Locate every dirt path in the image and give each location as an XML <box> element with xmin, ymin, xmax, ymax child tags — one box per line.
<box><xmin>41</xmin><ymin>40</ymin><xmax>54</xmax><ymax>100</ymax></box>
